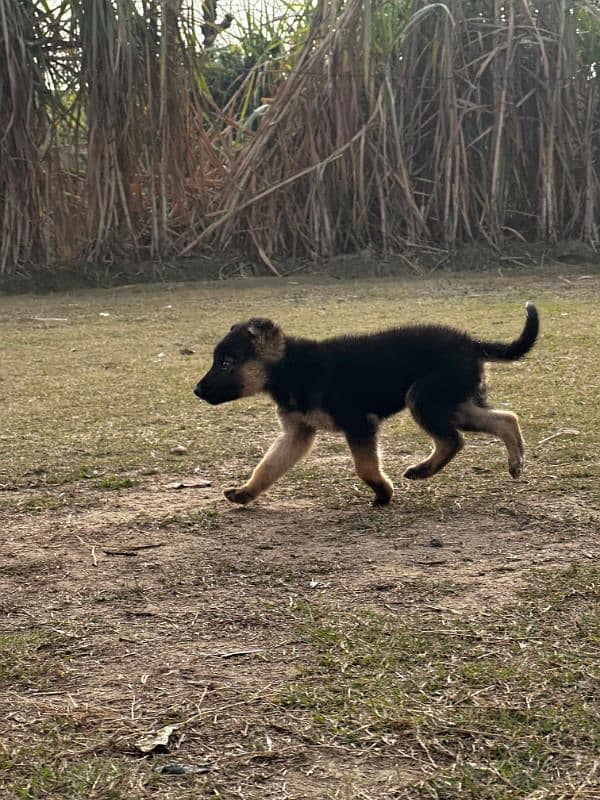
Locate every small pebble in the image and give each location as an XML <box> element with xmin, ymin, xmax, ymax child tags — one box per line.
<box><xmin>430</xmin><ymin>536</ymin><xmax>444</xmax><ymax>548</ymax></box>
<box><xmin>171</xmin><ymin>445</ymin><xmax>188</xmax><ymax>455</ymax></box>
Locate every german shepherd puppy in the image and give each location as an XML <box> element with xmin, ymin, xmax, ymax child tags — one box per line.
<box><xmin>195</xmin><ymin>304</ymin><xmax>539</xmax><ymax>506</ymax></box>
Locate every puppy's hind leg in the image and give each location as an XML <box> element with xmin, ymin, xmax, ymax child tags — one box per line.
<box><xmin>403</xmin><ymin>432</ymin><xmax>464</xmax><ymax>480</ymax></box>
<box><xmin>456</xmin><ymin>400</ymin><xmax>525</xmax><ymax>478</ymax></box>
<box><xmin>225</xmin><ymin>421</ymin><xmax>316</xmax><ymax>505</ymax></box>
<box><xmin>403</xmin><ymin>377</ymin><xmax>464</xmax><ymax>480</ymax></box>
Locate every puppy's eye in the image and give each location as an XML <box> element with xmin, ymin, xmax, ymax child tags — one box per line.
<box><xmin>219</xmin><ymin>356</ymin><xmax>235</xmax><ymax>369</ymax></box>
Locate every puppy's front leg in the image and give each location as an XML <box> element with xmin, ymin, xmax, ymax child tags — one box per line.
<box><xmin>346</xmin><ymin>433</ymin><xmax>394</xmax><ymax>506</ymax></box>
<box><xmin>225</xmin><ymin>422</ymin><xmax>316</xmax><ymax>505</ymax></box>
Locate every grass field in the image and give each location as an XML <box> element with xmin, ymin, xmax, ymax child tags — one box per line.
<box><xmin>1</xmin><ymin>267</ymin><xmax>599</xmax><ymax>798</ymax></box>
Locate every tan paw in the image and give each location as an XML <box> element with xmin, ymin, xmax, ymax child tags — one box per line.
<box><xmin>223</xmin><ymin>488</ymin><xmax>254</xmax><ymax>506</ymax></box>
<box><xmin>224</xmin><ymin>487</ymin><xmax>255</xmax><ymax>505</ymax></box>
<box><xmin>509</xmin><ymin>456</ymin><xmax>524</xmax><ymax>479</ymax></box>
<box><xmin>372</xmin><ymin>493</ymin><xmax>393</xmax><ymax>507</ymax></box>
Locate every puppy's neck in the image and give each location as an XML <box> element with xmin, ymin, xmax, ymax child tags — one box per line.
<box><xmin>264</xmin><ymin>336</ymin><xmax>319</xmax><ymax>411</ymax></box>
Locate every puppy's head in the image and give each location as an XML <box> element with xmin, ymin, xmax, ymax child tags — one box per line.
<box><xmin>194</xmin><ymin>318</ymin><xmax>284</xmax><ymax>405</ymax></box>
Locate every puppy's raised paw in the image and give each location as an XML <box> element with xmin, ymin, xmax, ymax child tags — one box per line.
<box><xmin>403</xmin><ymin>463</ymin><xmax>432</xmax><ymax>481</ymax></box>
<box><xmin>224</xmin><ymin>487</ymin><xmax>255</xmax><ymax>505</ymax></box>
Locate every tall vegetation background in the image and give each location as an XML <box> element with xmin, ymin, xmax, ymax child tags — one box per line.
<box><xmin>1</xmin><ymin>0</ymin><xmax>599</xmax><ymax>281</ymax></box>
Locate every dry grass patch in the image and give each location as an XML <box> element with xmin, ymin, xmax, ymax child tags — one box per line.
<box><xmin>1</xmin><ymin>267</ymin><xmax>599</xmax><ymax>799</ymax></box>
<box><xmin>1</xmin><ymin>268</ymin><xmax>599</xmax><ymax>510</ymax></box>
<box><xmin>279</xmin><ymin>565</ymin><xmax>599</xmax><ymax>799</ymax></box>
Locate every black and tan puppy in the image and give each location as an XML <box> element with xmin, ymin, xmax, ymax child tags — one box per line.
<box><xmin>195</xmin><ymin>304</ymin><xmax>539</xmax><ymax>506</ymax></box>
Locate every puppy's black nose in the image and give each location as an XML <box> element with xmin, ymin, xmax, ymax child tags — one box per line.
<box><xmin>194</xmin><ymin>382</ymin><xmax>204</xmax><ymax>399</ymax></box>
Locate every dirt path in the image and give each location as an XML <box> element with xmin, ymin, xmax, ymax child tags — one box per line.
<box><xmin>2</xmin><ymin>477</ymin><xmax>598</xmax><ymax>797</ymax></box>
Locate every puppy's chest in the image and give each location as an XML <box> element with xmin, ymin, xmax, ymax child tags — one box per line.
<box><xmin>283</xmin><ymin>408</ymin><xmax>339</xmax><ymax>431</ymax></box>
<box><xmin>280</xmin><ymin>407</ymin><xmax>382</xmax><ymax>433</ymax></box>
<box><xmin>269</xmin><ymin>381</ymin><xmax>337</xmax><ymax>430</ymax></box>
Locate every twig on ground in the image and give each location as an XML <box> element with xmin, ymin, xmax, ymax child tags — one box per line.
<box><xmin>538</xmin><ymin>429</ymin><xmax>580</xmax><ymax>446</ymax></box>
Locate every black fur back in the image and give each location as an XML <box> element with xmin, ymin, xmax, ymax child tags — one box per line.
<box><xmin>267</xmin><ymin>324</ymin><xmax>483</xmax><ymax>436</ymax></box>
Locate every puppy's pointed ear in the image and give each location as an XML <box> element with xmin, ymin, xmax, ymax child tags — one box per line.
<box><xmin>246</xmin><ymin>318</ymin><xmax>284</xmax><ymax>362</ymax></box>
<box><xmin>247</xmin><ymin>318</ymin><xmax>277</xmax><ymax>337</ymax></box>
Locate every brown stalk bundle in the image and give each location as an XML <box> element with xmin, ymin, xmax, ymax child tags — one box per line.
<box><xmin>2</xmin><ymin>0</ymin><xmax>600</xmax><ymax>280</ymax></box>
<box><xmin>0</xmin><ymin>0</ymin><xmax>54</xmax><ymax>276</ymax></box>
<box><xmin>0</xmin><ymin>0</ymin><xmax>223</xmax><ymax>277</ymax></box>
<box><xmin>206</xmin><ymin>0</ymin><xmax>600</xmax><ymax>260</ymax></box>
<box><xmin>74</xmin><ymin>0</ymin><xmax>222</xmax><ymax>265</ymax></box>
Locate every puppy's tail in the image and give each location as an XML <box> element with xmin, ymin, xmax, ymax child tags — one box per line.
<box><xmin>479</xmin><ymin>303</ymin><xmax>539</xmax><ymax>361</ymax></box>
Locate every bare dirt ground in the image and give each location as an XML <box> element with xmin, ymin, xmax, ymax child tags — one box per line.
<box><xmin>1</xmin><ymin>267</ymin><xmax>599</xmax><ymax>798</ymax></box>
<box><xmin>2</xmin><ymin>477</ymin><xmax>598</xmax><ymax>798</ymax></box>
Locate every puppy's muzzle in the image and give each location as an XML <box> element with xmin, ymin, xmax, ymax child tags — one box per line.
<box><xmin>194</xmin><ymin>374</ymin><xmax>241</xmax><ymax>405</ymax></box>
<box><xmin>194</xmin><ymin>379</ymin><xmax>218</xmax><ymax>404</ymax></box>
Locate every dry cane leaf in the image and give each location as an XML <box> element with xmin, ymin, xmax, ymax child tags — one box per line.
<box><xmin>135</xmin><ymin>724</ymin><xmax>178</xmax><ymax>754</ymax></box>
<box><xmin>165</xmin><ymin>479</ymin><xmax>211</xmax><ymax>489</ymax></box>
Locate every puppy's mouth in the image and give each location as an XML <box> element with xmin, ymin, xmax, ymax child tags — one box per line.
<box><xmin>194</xmin><ymin>387</ymin><xmax>219</xmax><ymax>405</ymax></box>
<box><xmin>194</xmin><ymin>384</ymin><xmax>238</xmax><ymax>405</ymax></box>
<box><xmin>199</xmin><ymin>394</ymin><xmax>223</xmax><ymax>406</ymax></box>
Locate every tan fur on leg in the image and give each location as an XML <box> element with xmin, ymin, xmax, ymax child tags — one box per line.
<box><xmin>456</xmin><ymin>401</ymin><xmax>525</xmax><ymax>477</ymax></box>
<box><xmin>347</xmin><ymin>438</ymin><xmax>394</xmax><ymax>505</ymax></box>
<box><xmin>403</xmin><ymin>434</ymin><xmax>464</xmax><ymax>480</ymax></box>
<box><xmin>225</xmin><ymin>421</ymin><xmax>316</xmax><ymax>504</ymax></box>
